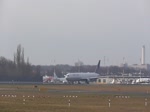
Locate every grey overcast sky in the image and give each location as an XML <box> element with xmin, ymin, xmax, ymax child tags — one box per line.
<box><xmin>0</xmin><ymin>0</ymin><xmax>150</xmax><ymax>65</ymax></box>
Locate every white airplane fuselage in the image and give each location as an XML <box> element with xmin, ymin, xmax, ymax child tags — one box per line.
<box><xmin>65</xmin><ymin>72</ymin><xmax>99</xmax><ymax>84</ymax></box>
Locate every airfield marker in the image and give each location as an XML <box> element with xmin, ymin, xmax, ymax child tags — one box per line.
<box><xmin>23</xmin><ymin>99</ymin><xmax>26</xmax><ymax>105</ymax></box>
<box><xmin>108</xmin><ymin>99</ymin><xmax>111</xmax><ymax>108</ymax></box>
<box><xmin>68</xmin><ymin>99</ymin><xmax>71</xmax><ymax>107</ymax></box>
<box><xmin>63</xmin><ymin>95</ymin><xmax>78</xmax><ymax>108</ymax></box>
<box><xmin>145</xmin><ymin>98</ymin><xmax>147</xmax><ymax>107</ymax></box>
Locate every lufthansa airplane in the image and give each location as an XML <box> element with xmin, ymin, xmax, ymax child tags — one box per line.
<box><xmin>65</xmin><ymin>60</ymin><xmax>100</xmax><ymax>84</ymax></box>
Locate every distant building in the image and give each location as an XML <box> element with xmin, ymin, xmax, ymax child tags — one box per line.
<box><xmin>120</xmin><ymin>63</ymin><xmax>128</xmax><ymax>68</ymax></box>
<box><xmin>130</xmin><ymin>64</ymin><xmax>150</xmax><ymax>71</ymax></box>
<box><xmin>130</xmin><ymin>45</ymin><xmax>150</xmax><ymax>71</ymax></box>
<box><xmin>96</xmin><ymin>76</ymin><xmax>114</xmax><ymax>84</ymax></box>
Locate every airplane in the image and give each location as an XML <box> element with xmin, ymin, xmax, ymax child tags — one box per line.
<box><xmin>43</xmin><ymin>75</ymin><xmax>53</xmax><ymax>83</ymax></box>
<box><xmin>51</xmin><ymin>70</ymin><xmax>68</xmax><ymax>84</ymax></box>
<box><xmin>135</xmin><ymin>78</ymin><xmax>150</xmax><ymax>84</ymax></box>
<box><xmin>65</xmin><ymin>60</ymin><xmax>101</xmax><ymax>84</ymax></box>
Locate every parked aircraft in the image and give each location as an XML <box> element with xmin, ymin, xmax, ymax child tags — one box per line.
<box><xmin>65</xmin><ymin>60</ymin><xmax>101</xmax><ymax>84</ymax></box>
<box><xmin>43</xmin><ymin>75</ymin><xmax>53</xmax><ymax>83</ymax></box>
<box><xmin>51</xmin><ymin>70</ymin><xmax>67</xmax><ymax>84</ymax></box>
<box><xmin>135</xmin><ymin>78</ymin><xmax>150</xmax><ymax>84</ymax></box>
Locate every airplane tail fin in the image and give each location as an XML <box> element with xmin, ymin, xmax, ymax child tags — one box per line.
<box><xmin>54</xmin><ymin>69</ymin><xmax>58</xmax><ymax>79</ymax></box>
<box><xmin>95</xmin><ymin>60</ymin><xmax>101</xmax><ymax>73</ymax></box>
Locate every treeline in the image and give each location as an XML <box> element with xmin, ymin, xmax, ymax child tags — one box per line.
<box><xmin>0</xmin><ymin>45</ymin><xmax>41</xmax><ymax>81</ymax></box>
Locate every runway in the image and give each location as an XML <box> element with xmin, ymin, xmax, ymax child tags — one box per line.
<box><xmin>0</xmin><ymin>82</ymin><xmax>150</xmax><ymax>97</ymax></box>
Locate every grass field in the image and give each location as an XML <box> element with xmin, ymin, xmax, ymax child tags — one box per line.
<box><xmin>0</xmin><ymin>84</ymin><xmax>150</xmax><ymax>112</ymax></box>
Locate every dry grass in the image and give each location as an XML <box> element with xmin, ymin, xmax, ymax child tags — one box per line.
<box><xmin>0</xmin><ymin>84</ymin><xmax>150</xmax><ymax>112</ymax></box>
